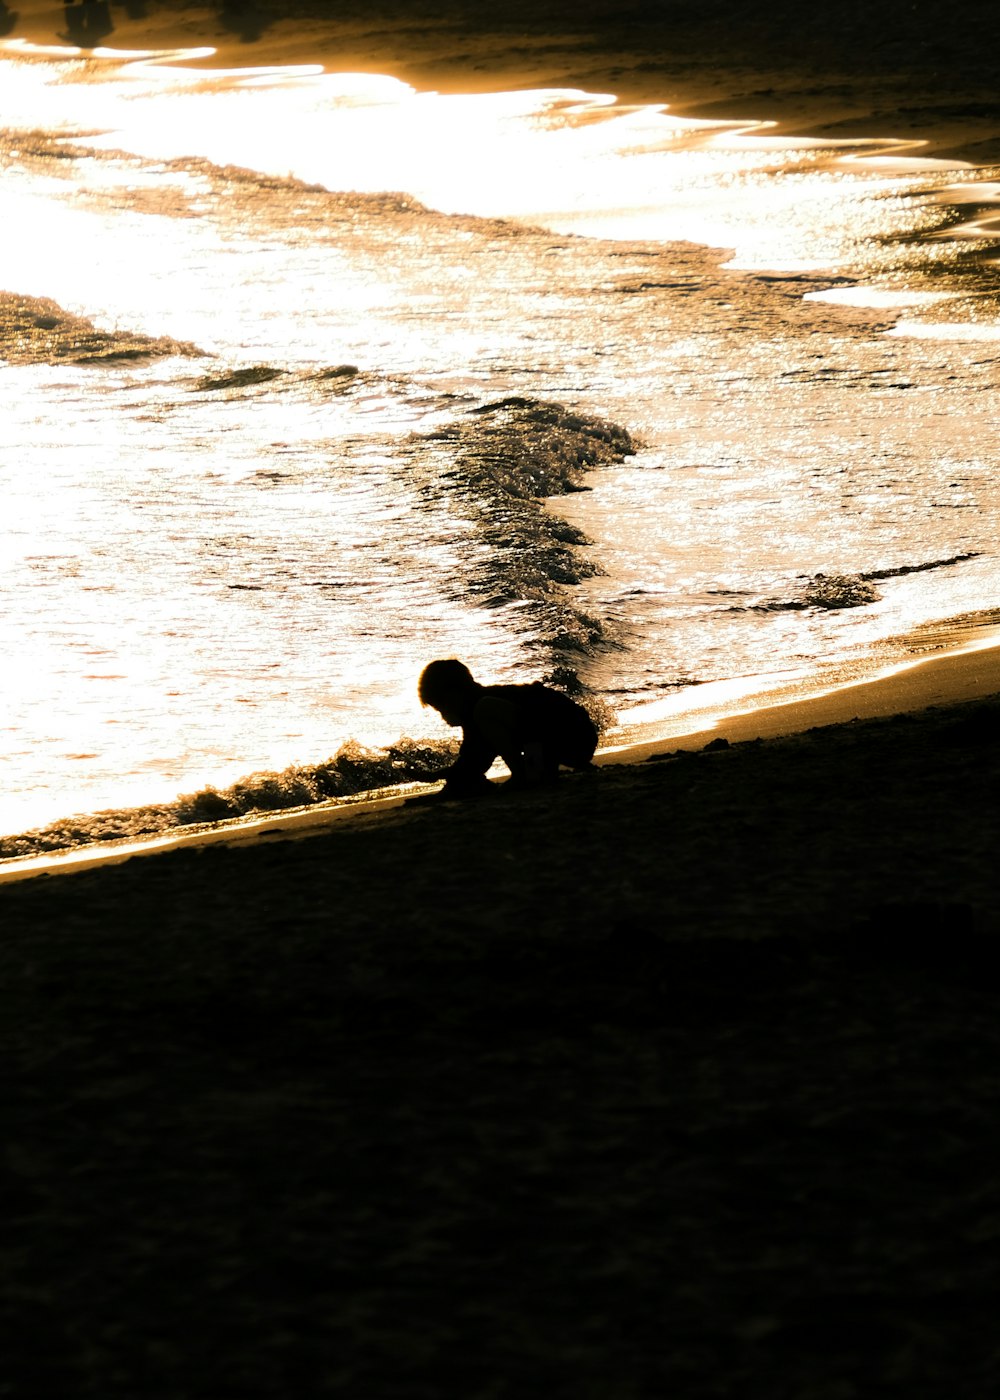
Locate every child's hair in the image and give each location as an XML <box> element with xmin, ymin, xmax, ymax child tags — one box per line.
<box><xmin>418</xmin><ymin>658</ymin><xmax>476</xmax><ymax>708</ymax></box>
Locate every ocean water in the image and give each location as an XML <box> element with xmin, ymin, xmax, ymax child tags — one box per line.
<box><xmin>2</xmin><ymin>40</ymin><xmax>999</xmax><ymax>847</ymax></box>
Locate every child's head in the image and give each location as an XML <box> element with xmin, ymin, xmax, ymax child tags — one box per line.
<box><xmin>419</xmin><ymin>659</ymin><xmax>477</xmax><ymax>725</ymax></box>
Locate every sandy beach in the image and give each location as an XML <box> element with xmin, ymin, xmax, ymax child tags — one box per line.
<box><xmin>4</xmin><ymin>5</ymin><xmax>1000</xmax><ymax>1395</ymax></box>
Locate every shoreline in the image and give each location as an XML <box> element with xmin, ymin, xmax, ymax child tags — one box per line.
<box><xmin>3</xmin><ymin>630</ymin><xmax>998</xmax><ymax>885</ymax></box>
<box><xmin>3</xmin><ymin>7</ymin><xmax>998</xmax><ymax>874</ymax></box>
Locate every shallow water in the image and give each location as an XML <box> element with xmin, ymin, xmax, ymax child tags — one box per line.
<box><xmin>1</xmin><ymin>42</ymin><xmax>999</xmax><ymax>840</ymax></box>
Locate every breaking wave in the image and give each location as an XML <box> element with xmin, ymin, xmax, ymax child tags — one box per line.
<box><xmin>0</xmin><ymin>290</ymin><xmax>202</xmax><ymax>364</ymax></box>
<box><xmin>751</xmin><ymin>552</ymin><xmax>983</xmax><ymax>612</ymax></box>
<box><xmin>0</xmin><ymin>680</ymin><xmax>614</xmax><ymax>862</ymax></box>
<box><xmin>163</xmin><ymin>372</ymin><xmax>635</xmax><ymax>677</ymax></box>
<box><xmin>0</xmin><ymin>737</ymin><xmax>458</xmax><ymax>862</ymax></box>
<box><xmin>417</xmin><ymin>396</ymin><xmax>636</xmax><ymax>667</ymax></box>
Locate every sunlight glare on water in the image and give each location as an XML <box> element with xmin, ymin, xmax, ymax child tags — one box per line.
<box><xmin>5</xmin><ymin>41</ymin><xmax>998</xmax><ymax>282</ymax></box>
<box><xmin>1</xmin><ymin>42</ymin><xmax>999</xmax><ymax>837</ymax></box>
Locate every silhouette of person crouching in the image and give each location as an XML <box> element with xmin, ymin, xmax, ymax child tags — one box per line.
<box><xmin>419</xmin><ymin>659</ymin><xmax>598</xmax><ymax>799</ymax></box>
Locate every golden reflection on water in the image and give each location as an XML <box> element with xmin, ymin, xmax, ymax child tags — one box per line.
<box><xmin>1</xmin><ymin>42</ymin><xmax>999</xmax><ymax>832</ymax></box>
<box><xmin>3</xmin><ymin>37</ymin><xmax>998</xmax><ymax>300</ymax></box>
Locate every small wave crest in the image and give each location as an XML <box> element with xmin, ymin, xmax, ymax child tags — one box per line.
<box><xmin>418</xmin><ymin>397</ymin><xmax>636</xmax><ymax>674</ymax></box>
<box><xmin>197</xmin><ymin>364</ymin><xmax>287</xmax><ymax>391</ymax></box>
<box><xmin>0</xmin><ymin>737</ymin><xmax>458</xmax><ymax>863</ymax></box>
<box><xmin>194</xmin><ymin>362</ymin><xmax>362</xmax><ymax>394</ymax></box>
<box><xmin>747</xmin><ymin>552</ymin><xmax>983</xmax><ymax>612</ymax></box>
<box><xmin>0</xmin><ymin>290</ymin><xmax>203</xmax><ymax>365</ymax></box>
<box><xmin>0</xmin><ymin>691</ymin><xmax>618</xmax><ymax>862</ymax></box>
<box><xmin>861</xmin><ymin>552</ymin><xmax>982</xmax><ymax>583</ymax></box>
<box><xmin>802</xmin><ymin>574</ymin><xmax>882</xmax><ymax>610</ymax></box>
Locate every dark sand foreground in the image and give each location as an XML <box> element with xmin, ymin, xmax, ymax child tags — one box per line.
<box><xmin>4</xmin><ymin>667</ymin><xmax>1000</xmax><ymax>1396</ymax></box>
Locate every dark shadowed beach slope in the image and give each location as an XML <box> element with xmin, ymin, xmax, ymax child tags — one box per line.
<box><xmin>4</xmin><ymin>691</ymin><xmax>1000</xmax><ymax>1397</ymax></box>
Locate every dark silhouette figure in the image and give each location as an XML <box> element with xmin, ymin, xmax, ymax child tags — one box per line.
<box><xmin>62</xmin><ymin>1</ymin><xmax>114</xmax><ymax>48</ymax></box>
<box><xmin>0</xmin><ymin>5</ymin><xmax>18</xmax><ymax>40</ymax></box>
<box><xmin>419</xmin><ymin>659</ymin><xmax>599</xmax><ymax>798</ymax></box>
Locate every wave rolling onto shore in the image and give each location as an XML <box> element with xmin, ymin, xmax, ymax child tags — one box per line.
<box><xmin>1</xmin><ymin>4</ymin><xmax>999</xmax><ymax>853</ymax></box>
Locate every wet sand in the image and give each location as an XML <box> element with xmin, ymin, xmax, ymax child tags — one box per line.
<box><xmin>4</xmin><ymin>6</ymin><xmax>1000</xmax><ymax>1394</ymax></box>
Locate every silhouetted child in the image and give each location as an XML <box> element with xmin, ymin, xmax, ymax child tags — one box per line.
<box><xmin>419</xmin><ymin>659</ymin><xmax>598</xmax><ymax>798</ymax></box>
